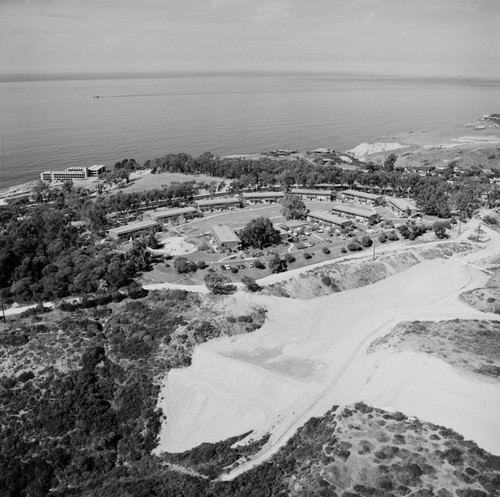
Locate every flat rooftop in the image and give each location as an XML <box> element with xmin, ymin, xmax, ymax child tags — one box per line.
<box><xmin>212</xmin><ymin>224</ymin><xmax>241</xmax><ymax>243</ymax></box>
<box><xmin>242</xmin><ymin>192</ymin><xmax>284</xmax><ymax>198</ymax></box>
<box><xmin>330</xmin><ymin>203</ymin><xmax>378</xmax><ymax>218</ymax></box>
<box><xmin>149</xmin><ymin>207</ymin><xmax>198</xmax><ymax>219</ymax></box>
<box><xmin>291</xmin><ymin>188</ymin><xmax>333</xmax><ymax>195</ymax></box>
<box><xmin>196</xmin><ymin>197</ymin><xmax>241</xmax><ymax>206</ymax></box>
<box><xmin>342</xmin><ymin>189</ymin><xmax>382</xmax><ymax>200</ymax></box>
<box><xmin>109</xmin><ymin>219</ymin><xmax>159</xmax><ymax>236</ymax></box>
<box><xmin>308</xmin><ymin>211</ymin><xmax>352</xmax><ymax>225</ymax></box>
<box><xmin>387</xmin><ymin>197</ymin><xmax>417</xmax><ymax>211</ymax></box>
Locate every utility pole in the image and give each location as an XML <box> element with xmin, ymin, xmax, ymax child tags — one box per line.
<box><xmin>477</xmin><ymin>223</ymin><xmax>481</xmax><ymax>242</ymax></box>
<box><xmin>0</xmin><ymin>298</ymin><xmax>5</xmax><ymax>324</ymax></box>
<box><xmin>372</xmin><ymin>241</ymin><xmax>376</xmax><ymax>261</ymax></box>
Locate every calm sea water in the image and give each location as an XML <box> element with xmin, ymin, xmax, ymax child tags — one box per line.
<box><xmin>1</xmin><ymin>73</ymin><xmax>499</xmax><ymax>188</ymax></box>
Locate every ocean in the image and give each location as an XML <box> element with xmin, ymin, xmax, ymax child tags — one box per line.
<box><xmin>1</xmin><ymin>72</ymin><xmax>499</xmax><ymax>188</ymax></box>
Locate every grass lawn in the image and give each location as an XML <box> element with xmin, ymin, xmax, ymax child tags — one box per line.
<box><xmin>175</xmin><ymin>200</ymin><xmax>348</xmax><ymax>236</ymax></box>
<box><xmin>122</xmin><ymin>170</ymin><xmax>228</xmax><ymax>193</ymax></box>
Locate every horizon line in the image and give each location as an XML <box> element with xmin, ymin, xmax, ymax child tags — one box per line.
<box><xmin>2</xmin><ymin>69</ymin><xmax>500</xmax><ymax>84</ymax></box>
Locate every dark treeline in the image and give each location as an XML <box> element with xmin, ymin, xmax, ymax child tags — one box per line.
<box><xmin>0</xmin><ymin>204</ymin><xmax>151</xmax><ymax>303</ymax></box>
<box><xmin>0</xmin><ymin>178</ymin><xmax>203</xmax><ymax>303</ymax></box>
<box><xmin>142</xmin><ymin>151</ymin><xmax>492</xmax><ymax>217</ymax></box>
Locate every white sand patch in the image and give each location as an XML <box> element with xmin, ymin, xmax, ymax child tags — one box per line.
<box><xmin>155</xmin><ymin>258</ymin><xmax>500</xmax><ymax>465</ymax></box>
<box><xmin>353</xmin><ymin>351</ymin><xmax>500</xmax><ymax>456</ymax></box>
<box><xmin>151</xmin><ymin>236</ymin><xmax>197</xmax><ymax>256</ymax></box>
<box><xmin>346</xmin><ymin>142</ymin><xmax>407</xmax><ymax>160</ymax></box>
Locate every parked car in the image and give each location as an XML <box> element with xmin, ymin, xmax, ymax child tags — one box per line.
<box><xmin>249</xmin><ymin>263</ymin><xmax>254</xmax><ymax>268</ymax></box>
<box><xmin>239</xmin><ymin>264</ymin><xmax>246</xmax><ymax>269</ymax></box>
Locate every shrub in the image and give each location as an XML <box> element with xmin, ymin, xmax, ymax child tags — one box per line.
<box><xmin>321</xmin><ymin>276</ymin><xmax>331</xmax><ymax>286</ymax></box>
<box><xmin>341</xmin><ymin>247</ymin><xmax>347</xmax><ymax>253</ymax></box>
<box><xmin>347</xmin><ymin>240</ymin><xmax>363</xmax><ymax>251</ymax></box>
<box><xmin>361</xmin><ymin>235</ymin><xmax>373</xmax><ymax>247</ymax></box>
<box><xmin>237</xmin><ymin>315</ymin><xmax>253</xmax><ymax>323</ymax></box>
<box><xmin>197</xmin><ymin>260</ymin><xmax>208</xmax><ymax>269</ymax></box>
<box><xmin>241</xmin><ymin>275</ymin><xmax>261</xmax><ymax>292</ymax></box>
<box><xmin>387</xmin><ymin>230</ymin><xmax>399</xmax><ymax>241</ymax></box>
<box><xmin>284</xmin><ymin>253</ymin><xmax>296</xmax><ymax>263</ymax></box>
<box><xmin>230</xmin><ymin>267</ymin><xmax>238</xmax><ymax>274</ymax></box>
<box><xmin>322</xmin><ymin>247</ymin><xmax>330</xmax><ymax>254</ymax></box>
<box><xmin>204</xmin><ymin>270</ymin><xmax>236</xmax><ymax>295</ymax></box>
<box><xmin>378</xmin><ymin>232</ymin><xmax>388</xmax><ymax>243</ymax></box>
<box><xmin>269</xmin><ymin>254</ymin><xmax>288</xmax><ymax>273</ymax></box>
<box><xmin>483</xmin><ymin>214</ymin><xmax>498</xmax><ymax>226</ymax></box>
<box><xmin>303</xmin><ymin>252</ymin><xmax>312</xmax><ymax>259</ymax></box>
<box><xmin>254</xmin><ymin>260</ymin><xmax>265</xmax><ymax>269</ymax></box>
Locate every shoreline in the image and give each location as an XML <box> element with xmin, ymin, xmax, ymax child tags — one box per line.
<box><xmin>2</xmin><ymin>114</ymin><xmax>498</xmax><ymax>199</ymax></box>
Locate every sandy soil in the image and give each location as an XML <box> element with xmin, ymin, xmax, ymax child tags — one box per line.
<box><xmin>155</xmin><ymin>262</ymin><xmax>499</xmax><ymax>453</ymax></box>
<box><xmin>153</xmin><ymin>222</ymin><xmax>500</xmax><ymax>481</ymax></box>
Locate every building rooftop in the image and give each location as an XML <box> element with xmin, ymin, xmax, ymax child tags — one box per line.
<box><xmin>89</xmin><ymin>164</ymin><xmax>105</xmax><ymax>171</ymax></box>
<box><xmin>242</xmin><ymin>191</ymin><xmax>284</xmax><ymax>198</ymax></box>
<box><xmin>196</xmin><ymin>197</ymin><xmax>240</xmax><ymax>206</ymax></box>
<box><xmin>291</xmin><ymin>188</ymin><xmax>333</xmax><ymax>195</ymax></box>
<box><xmin>387</xmin><ymin>197</ymin><xmax>417</xmax><ymax>212</ymax></box>
<box><xmin>308</xmin><ymin>211</ymin><xmax>352</xmax><ymax>225</ymax></box>
<box><xmin>212</xmin><ymin>224</ymin><xmax>241</xmax><ymax>243</ymax></box>
<box><xmin>330</xmin><ymin>203</ymin><xmax>378</xmax><ymax>218</ymax></box>
<box><xmin>342</xmin><ymin>189</ymin><xmax>382</xmax><ymax>200</ymax></box>
<box><xmin>281</xmin><ymin>219</ymin><xmax>310</xmax><ymax>229</ymax></box>
<box><xmin>109</xmin><ymin>219</ymin><xmax>159</xmax><ymax>236</ymax></box>
<box><xmin>149</xmin><ymin>206</ymin><xmax>198</xmax><ymax>219</ymax></box>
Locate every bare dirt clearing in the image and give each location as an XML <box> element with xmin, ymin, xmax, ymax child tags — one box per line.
<box><xmin>156</xmin><ymin>258</ymin><xmax>500</xmax><ymax>473</ymax></box>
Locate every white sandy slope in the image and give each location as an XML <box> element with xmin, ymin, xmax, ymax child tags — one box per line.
<box><xmin>154</xmin><ymin>243</ymin><xmax>500</xmax><ymax>474</ymax></box>
<box><xmin>345</xmin><ymin>141</ymin><xmax>407</xmax><ymax>160</ymax></box>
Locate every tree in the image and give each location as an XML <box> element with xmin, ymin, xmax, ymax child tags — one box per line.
<box><xmin>204</xmin><ymin>269</ymin><xmax>236</xmax><ymax>295</ymax></box>
<box><xmin>146</xmin><ymin>231</ymin><xmax>161</xmax><ymax>249</ymax></box>
<box><xmin>384</xmin><ymin>153</ymin><xmax>398</xmax><ymax>172</ymax></box>
<box><xmin>433</xmin><ymin>221</ymin><xmax>448</xmax><ymax>239</ymax></box>
<box><xmin>453</xmin><ymin>186</ymin><xmax>481</xmax><ymax>220</ymax></box>
<box><xmin>347</xmin><ymin>239</ymin><xmax>363</xmax><ymax>251</ymax></box>
<box><xmin>387</xmin><ymin>230</ymin><xmax>399</xmax><ymax>241</ymax></box>
<box><xmin>360</xmin><ymin>235</ymin><xmax>373</xmax><ymax>247</ymax></box>
<box><xmin>280</xmin><ymin>194</ymin><xmax>308</xmax><ymax>220</ymax></box>
<box><xmin>378</xmin><ymin>232</ymin><xmax>388</xmax><ymax>243</ymax></box>
<box><xmin>241</xmin><ymin>275</ymin><xmax>261</xmax><ymax>292</ymax></box>
<box><xmin>398</xmin><ymin>220</ymin><xmax>426</xmax><ymax>240</ymax></box>
<box><xmin>268</xmin><ymin>253</ymin><xmax>287</xmax><ymax>274</ymax></box>
<box><xmin>174</xmin><ymin>257</ymin><xmax>197</xmax><ymax>274</ymax></box>
<box><xmin>239</xmin><ymin>217</ymin><xmax>281</xmax><ymax>249</ymax></box>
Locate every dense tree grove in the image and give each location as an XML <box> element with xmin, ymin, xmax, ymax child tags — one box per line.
<box><xmin>0</xmin><ymin>178</ymin><xmax>203</xmax><ymax>304</ymax></box>
<box><xmin>142</xmin><ymin>151</ymin><xmax>493</xmax><ymax>217</ymax></box>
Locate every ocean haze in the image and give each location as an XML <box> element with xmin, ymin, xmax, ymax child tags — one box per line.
<box><xmin>1</xmin><ymin>73</ymin><xmax>499</xmax><ymax>188</ymax></box>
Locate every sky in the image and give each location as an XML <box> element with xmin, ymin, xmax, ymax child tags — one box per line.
<box><xmin>0</xmin><ymin>0</ymin><xmax>499</xmax><ymax>77</ymax></box>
